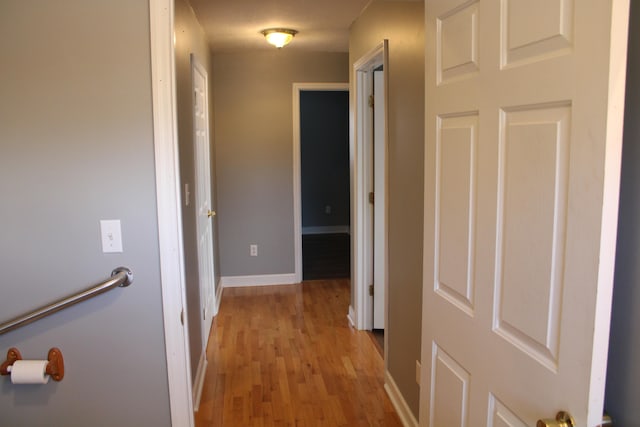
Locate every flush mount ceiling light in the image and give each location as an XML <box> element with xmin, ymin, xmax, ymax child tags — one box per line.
<box><xmin>261</xmin><ymin>28</ymin><xmax>298</xmax><ymax>48</ymax></box>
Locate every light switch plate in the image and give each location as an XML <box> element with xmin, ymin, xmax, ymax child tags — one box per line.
<box><xmin>100</xmin><ymin>220</ymin><xmax>123</xmax><ymax>253</ymax></box>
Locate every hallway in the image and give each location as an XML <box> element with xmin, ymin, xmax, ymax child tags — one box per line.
<box><xmin>195</xmin><ymin>279</ymin><xmax>402</xmax><ymax>426</ymax></box>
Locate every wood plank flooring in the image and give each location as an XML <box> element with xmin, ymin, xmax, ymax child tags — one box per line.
<box><xmin>302</xmin><ymin>234</ymin><xmax>350</xmax><ymax>280</ymax></box>
<box><xmin>195</xmin><ymin>279</ymin><xmax>402</xmax><ymax>427</ymax></box>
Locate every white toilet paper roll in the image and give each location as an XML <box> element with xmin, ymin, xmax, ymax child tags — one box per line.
<box><xmin>10</xmin><ymin>360</ymin><xmax>50</xmax><ymax>384</ymax></box>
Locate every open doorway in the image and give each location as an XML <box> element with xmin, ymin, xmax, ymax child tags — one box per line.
<box><xmin>293</xmin><ymin>83</ymin><xmax>350</xmax><ymax>283</ymax></box>
<box><xmin>300</xmin><ymin>90</ymin><xmax>350</xmax><ymax>280</ymax></box>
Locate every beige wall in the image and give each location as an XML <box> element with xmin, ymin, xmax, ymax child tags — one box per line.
<box><xmin>212</xmin><ymin>50</ymin><xmax>348</xmax><ymax>276</ymax></box>
<box><xmin>350</xmin><ymin>0</ymin><xmax>425</xmax><ymax>418</ymax></box>
<box><xmin>174</xmin><ymin>0</ymin><xmax>219</xmax><ymax>382</ymax></box>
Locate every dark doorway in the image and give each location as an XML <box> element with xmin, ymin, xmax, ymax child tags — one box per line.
<box><xmin>302</xmin><ymin>233</ymin><xmax>350</xmax><ymax>280</ymax></box>
<box><xmin>300</xmin><ymin>90</ymin><xmax>350</xmax><ymax>280</ymax></box>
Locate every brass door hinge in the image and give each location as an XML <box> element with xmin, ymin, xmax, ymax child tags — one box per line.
<box><xmin>180</xmin><ymin>309</ymin><xmax>184</xmax><ymax>325</ymax></box>
<box><xmin>368</xmin><ymin>94</ymin><xmax>374</xmax><ymax>108</ymax></box>
<box><xmin>369</xmin><ymin>285</ymin><xmax>374</xmax><ymax>296</ymax></box>
<box><xmin>369</xmin><ymin>192</ymin><xmax>374</xmax><ymax>204</ymax></box>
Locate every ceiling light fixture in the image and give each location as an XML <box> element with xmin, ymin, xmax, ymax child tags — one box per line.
<box><xmin>261</xmin><ymin>28</ymin><xmax>298</xmax><ymax>49</ymax></box>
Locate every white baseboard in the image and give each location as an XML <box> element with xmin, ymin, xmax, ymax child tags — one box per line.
<box><xmin>220</xmin><ymin>273</ymin><xmax>298</xmax><ymax>288</ymax></box>
<box><xmin>384</xmin><ymin>370</ymin><xmax>419</xmax><ymax>427</ymax></box>
<box><xmin>192</xmin><ymin>351</ymin><xmax>208</xmax><ymax>412</ymax></box>
<box><xmin>347</xmin><ymin>305</ymin><xmax>356</xmax><ymax>327</ymax></box>
<box><xmin>302</xmin><ymin>225</ymin><xmax>350</xmax><ymax>235</ymax></box>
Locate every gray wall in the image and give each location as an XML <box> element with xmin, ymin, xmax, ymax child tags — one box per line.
<box><xmin>212</xmin><ymin>50</ymin><xmax>348</xmax><ymax>277</ymax></box>
<box><xmin>174</xmin><ymin>0</ymin><xmax>220</xmax><ymax>381</ymax></box>
<box><xmin>349</xmin><ymin>0</ymin><xmax>425</xmax><ymax>418</ymax></box>
<box><xmin>605</xmin><ymin>3</ymin><xmax>640</xmax><ymax>425</ymax></box>
<box><xmin>0</xmin><ymin>1</ymin><xmax>171</xmax><ymax>426</ymax></box>
<box><xmin>300</xmin><ymin>91</ymin><xmax>350</xmax><ymax>230</ymax></box>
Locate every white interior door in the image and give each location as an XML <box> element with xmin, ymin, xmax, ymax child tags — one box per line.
<box><xmin>420</xmin><ymin>1</ymin><xmax>629</xmax><ymax>426</ymax></box>
<box><xmin>373</xmin><ymin>68</ymin><xmax>386</xmax><ymax>330</ymax></box>
<box><xmin>192</xmin><ymin>54</ymin><xmax>216</xmax><ymax>347</ymax></box>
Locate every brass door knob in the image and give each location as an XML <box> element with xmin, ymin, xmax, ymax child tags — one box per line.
<box><xmin>207</xmin><ymin>210</ymin><xmax>216</xmax><ymax>218</ymax></box>
<box><xmin>537</xmin><ymin>411</ymin><xmax>575</xmax><ymax>427</ymax></box>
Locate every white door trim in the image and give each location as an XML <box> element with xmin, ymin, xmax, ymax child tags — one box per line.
<box><xmin>372</xmin><ymin>68</ymin><xmax>388</xmax><ymax>332</ymax></box>
<box><xmin>149</xmin><ymin>1</ymin><xmax>194</xmax><ymax>426</ymax></box>
<box><xmin>351</xmin><ymin>41</ymin><xmax>388</xmax><ymax>332</ymax></box>
<box><xmin>292</xmin><ymin>82</ymin><xmax>349</xmax><ymax>283</ymax></box>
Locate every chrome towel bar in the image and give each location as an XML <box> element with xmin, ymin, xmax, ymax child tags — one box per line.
<box><xmin>0</xmin><ymin>267</ymin><xmax>133</xmax><ymax>335</ymax></box>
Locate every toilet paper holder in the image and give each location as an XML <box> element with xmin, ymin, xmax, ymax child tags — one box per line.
<box><xmin>0</xmin><ymin>347</ymin><xmax>65</xmax><ymax>381</ymax></box>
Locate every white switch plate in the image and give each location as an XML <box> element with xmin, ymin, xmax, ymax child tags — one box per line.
<box><xmin>250</xmin><ymin>244</ymin><xmax>258</xmax><ymax>257</ymax></box>
<box><xmin>100</xmin><ymin>220</ymin><xmax>123</xmax><ymax>253</ymax></box>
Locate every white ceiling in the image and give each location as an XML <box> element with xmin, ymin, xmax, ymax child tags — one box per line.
<box><xmin>188</xmin><ymin>0</ymin><xmax>373</xmax><ymax>52</ymax></box>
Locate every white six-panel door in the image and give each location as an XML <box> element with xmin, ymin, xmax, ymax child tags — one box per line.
<box><xmin>192</xmin><ymin>54</ymin><xmax>216</xmax><ymax>347</ymax></box>
<box><xmin>420</xmin><ymin>1</ymin><xmax>629</xmax><ymax>426</ymax></box>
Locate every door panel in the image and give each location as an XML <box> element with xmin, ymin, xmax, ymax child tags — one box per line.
<box><xmin>430</xmin><ymin>343</ymin><xmax>470</xmax><ymax>427</ymax></box>
<box><xmin>421</xmin><ymin>1</ymin><xmax>629</xmax><ymax>426</ymax></box>
<box><xmin>437</xmin><ymin>1</ymin><xmax>479</xmax><ymax>84</ymax></box>
<box><xmin>436</xmin><ymin>113</ymin><xmax>478</xmax><ymax>316</ymax></box>
<box><xmin>495</xmin><ymin>103</ymin><xmax>571</xmax><ymax>371</ymax></box>
<box><xmin>501</xmin><ymin>0</ymin><xmax>573</xmax><ymax>67</ymax></box>
<box><xmin>487</xmin><ymin>395</ymin><xmax>527</xmax><ymax>427</ymax></box>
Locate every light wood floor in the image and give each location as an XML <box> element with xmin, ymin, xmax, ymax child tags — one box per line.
<box><xmin>195</xmin><ymin>279</ymin><xmax>403</xmax><ymax>427</ymax></box>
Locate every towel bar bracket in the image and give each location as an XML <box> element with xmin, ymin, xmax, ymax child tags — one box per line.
<box><xmin>113</xmin><ymin>267</ymin><xmax>133</xmax><ymax>287</ymax></box>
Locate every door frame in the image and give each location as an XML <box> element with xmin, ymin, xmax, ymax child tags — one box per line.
<box><xmin>292</xmin><ymin>82</ymin><xmax>350</xmax><ymax>283</ymax></box>
<box><xmin>351</xmin><ymin>41</ymin><xmax>389</xmax><ymax>334</ymax></box>
<box><xmin>149</xmin><ymin>1</ymin><xmax>194</xmax><ymax>426</ymax></box>
<box><xmin>372</xmin><ymin>67</ymin><xmax>387</xmax><ymax>331</ymax></box>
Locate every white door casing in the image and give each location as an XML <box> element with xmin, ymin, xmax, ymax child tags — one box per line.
<box><xmin>192</xmin><ymin>54</ymin><xmax>216</xmax><ymax>346</ymax></box>
<box><xmin>373</xmin><ymin>68</ymin><xmax>387</xmax><ymax>330</ymax></box>
<box><xmin>420</xmin><ymin>1</ymin><xmax>629</xmax><ymax>427</ymax></box>
<box><xmin>149</xmin><ymin>0</ymin><xmax>194</xmax><ymax>425</ymax></box>
<box><xmin>352</xmin><ymin>41</ymin><xmax>388</xmax><ymax>332</ymax></box>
